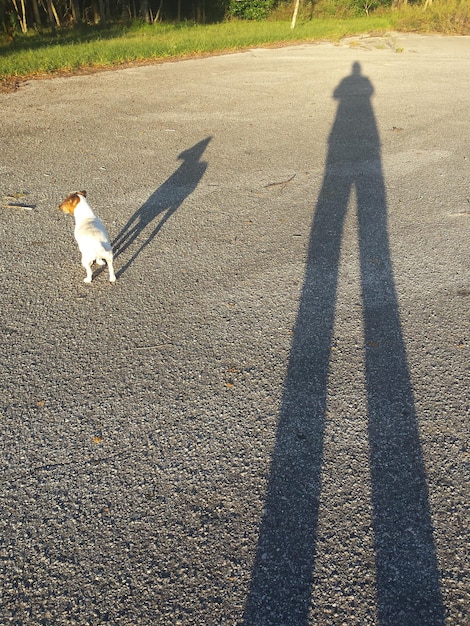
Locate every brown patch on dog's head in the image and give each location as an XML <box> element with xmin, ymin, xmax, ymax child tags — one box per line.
<box><xmin>59</xmin><ymin>191</ymin><xmax>86</xmax><ymax>215</ymax></box>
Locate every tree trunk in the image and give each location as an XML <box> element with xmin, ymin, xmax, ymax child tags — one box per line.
<box><xmin>44</xmin><ymin>0</ymin><xmax>58</xmax><ymax>30</ymax></box>
<box><xmin>140</xmin><ymin>0</ymin><xmax>151</xmax><ymax>22</ymax></box>
<box><xmin>31</xmin><ymin>0</ymin><xmax>42</xmax><ymax>29</ymax></box>
<box><xmin>52</xmin><ymin>1</ymin><xmax>60</xmax><ymax>25</ymax></box>
<box><xmin>291</xmin><ymin>0</ymin><xmax>301</xmax><ymax>29</ymax></box>
<box><xmin>308</xmin><ymin>0</ymin><xmax>315</xmax><ymax>21</ymax></box>
<box><xmin>98</xmin><ymin>0</ymin><xmax>106</xmax><ymax>24</ymax></box>
<box><xmin>196</xmin><ymin>0</ymin><xmax>205</xmax><ymax>23</ymax></box>
<box><xmin>70</xmin><ymin>0</ymin><xmax>82</xmax><ymax>24</ymax></box>
<box><xmin>11</xmin><ymin>0</ymin><xmax>28</xmax><ymax>32</ymax></box>
<box><xmin>154</xmin><ymin>0</ymin><xmax>164</xmax><ymax>22</ymax></box>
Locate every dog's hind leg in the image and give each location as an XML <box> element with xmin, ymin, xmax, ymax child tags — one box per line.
<box><xmin>82</xmin><ymin>256</ymin><xmax>94</xmax><ymax>283</ymax></box>
<box><xmin>104</xmin><ymin>251</ymin><xmax>116</xmax><ymax>283</ymax></box>
<box><xmin>108</xmin><ymin>262</ymin><xmax>116</xmax><ymax>283</ymax></box>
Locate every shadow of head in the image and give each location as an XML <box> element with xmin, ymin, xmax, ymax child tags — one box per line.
<box><xmin>112</xmin><ymin>136</ymin><xmax>212</xmax><ymax>274</ymax></box>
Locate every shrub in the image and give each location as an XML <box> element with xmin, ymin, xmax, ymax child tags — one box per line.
<box><xmin>227</xmin><ymin>0</ymin><xmax>277</xmax><ymax>20</ymax></box>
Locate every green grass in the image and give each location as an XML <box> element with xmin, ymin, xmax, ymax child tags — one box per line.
<box><xmin>0</xmin><ymin>17</ymin><xmax>395</xmax><ymax>79</ymax></box>
<box><xmin>0</xmin><ymin>2</ymin><xmax>468</xmax><ymax>82</ymax></box>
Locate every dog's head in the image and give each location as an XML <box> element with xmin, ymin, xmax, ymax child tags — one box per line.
<box><xmin>59</xmin><ymin>190</ymin><xmax>87</xmax><ymax>215</ymax></box>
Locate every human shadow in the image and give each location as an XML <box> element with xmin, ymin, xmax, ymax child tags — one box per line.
<box><xmin>113</xmin><ymin>137</ymin><xmax>212</xmax><ymax>278</ymax></box>
<box><xmin>243</xmin><ymin>63</ymin><xmax>444</xmax><ymax>625</ymax></box>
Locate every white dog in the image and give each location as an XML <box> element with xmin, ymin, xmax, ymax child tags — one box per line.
<box><xmin>59</xmin><ymin>191</ymin><xmax>116</xmax><ymax>283</ymax></box>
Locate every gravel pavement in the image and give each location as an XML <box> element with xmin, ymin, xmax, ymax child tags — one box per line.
<box><xmin>0</xmin><ymin>33</ymin><xmax>469</xmax><ymax>625</ymax></box>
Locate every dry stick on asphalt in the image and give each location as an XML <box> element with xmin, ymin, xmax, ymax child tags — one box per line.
<box><xmin>2</xmin><ymin>204</ymin><xmax>34</xmax><ymax>210</ymax></box>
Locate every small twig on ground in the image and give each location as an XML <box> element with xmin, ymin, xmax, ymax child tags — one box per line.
<box><xmin>264</xmin><ymin>173</ymin><xmax>297</xmax><ymax>189</ymax></box>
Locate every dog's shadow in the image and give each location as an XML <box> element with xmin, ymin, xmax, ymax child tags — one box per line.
<box><xmin>112</xmin><ymin>136</ymin><xmax>212</xmax><ymax>278</ymax></box>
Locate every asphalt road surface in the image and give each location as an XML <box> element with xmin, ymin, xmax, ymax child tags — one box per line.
<box><xmin>1</xmin><ymin>33</ymin><xmax>469</xmax><ymax>625</ymax></box>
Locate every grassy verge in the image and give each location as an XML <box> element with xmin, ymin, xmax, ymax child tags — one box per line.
<box><xmin>0</xmin><ymin>17</ymin><xmax>396</xmax><ymax>80</ymax></box>
<box><xmin>393</xmin><ymin>0</ymin><xmax>469</xmax><ymax>34</ymax></box>
<box><xmin>0</xmin><ymin>2</ymin><xmax>468</xmax><ymax>84</ymax></box>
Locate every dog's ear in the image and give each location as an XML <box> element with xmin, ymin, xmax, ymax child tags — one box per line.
<box><xmin>79</xmin><ymin>190</ymin><xmax>87</xmax><ymax>197</ymax></box>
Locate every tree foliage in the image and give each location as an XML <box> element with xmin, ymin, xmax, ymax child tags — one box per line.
<box><xmin>0</xmin><ymin>0</ymin><xmax>230</xmax><ymax>32</ymax></box>
<box><xmin>0</xmin><ymin>0</ymin><xmax>455</xmax><ymax>35</ymax></box>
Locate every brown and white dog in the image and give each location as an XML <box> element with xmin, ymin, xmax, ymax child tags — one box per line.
<box><xmin>59</xmin><ymin>191</ymin><xmax>116</xmax><ymax>283</ymax></box>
